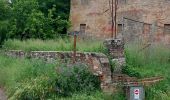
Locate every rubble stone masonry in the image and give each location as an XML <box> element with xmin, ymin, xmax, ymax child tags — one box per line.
<box><xmin>6</xmin><ymin>50</ymin><xmax>112</xmax><ymax>92</ymax></box>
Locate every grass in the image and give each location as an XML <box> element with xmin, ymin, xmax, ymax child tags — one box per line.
<box><xmin>1</xmin><ymin>38</ymin><xmax>170</xmax><ymax>99</ymax></box>
<box><xmin>124</xmin><ymin>43</ymin><xmax>170</xmax><ymax>100</ymax></box>
<box><xmin>2</xmin><ymin>38</ymin><xmax>105</xmax><ymax>52</ymax></box>
<box><xmin>0</xmin><ymin>54</ymin><xmax>124</xmax><ymax>100</ymax></box>
<box><xmin>0</xmin><ymin>54</ymin><xmax>57</xmax><ymax>98</ymax></box>
<box><xmin>0</xmin><ymin>39</ymin><xmax>112</xmax><ymax>99</ymax></box>
<box><xmin>56</xmin><ymin>91</ymin><xmax>125</xmax><ymax>100</ymax></box>
<box><xmin>125</xmin><ymin>43</ymin><xmax>170</xmax><ymax>77</ymax></box>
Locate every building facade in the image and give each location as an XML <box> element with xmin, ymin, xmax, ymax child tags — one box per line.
<box><xmin>70</xmin><ymin>0</ymin><xmax>170</xmax><ymax>42</ymax></box>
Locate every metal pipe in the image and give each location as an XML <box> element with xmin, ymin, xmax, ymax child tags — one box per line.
<box><xmin>115</xmin><ymin>0</ymin><xmax>117</xmax><ymax>39</ymax></box>
<box><xmin>111</xmin><ymin>0</ymin><xmax>114</xmax><ymax>38</ymax></box>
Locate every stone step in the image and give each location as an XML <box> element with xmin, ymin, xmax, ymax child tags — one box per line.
<box><xmin>112</xmin><ymin>74</ymin><xmax>137</xmax><ymax>83</ymax></box>
<box><xmin>0</xmin><ymin>88</ymin><xmax>7</xmax><ymax>100</ymax></box>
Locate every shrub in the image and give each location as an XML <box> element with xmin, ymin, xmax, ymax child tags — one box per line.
<box><xmin>0</xmin><ymin>54</ymin><xmax>101</xmax><ymax>99</ymax></box>
<box><xmin>55</xmin><ymin>64</ymin><xmax>101</xmax><ymax>96</ymax></box>
<box><xmin>122</xmin><ymin>64</ymin><xmax>141</xmax><ymax>78</ymax></box>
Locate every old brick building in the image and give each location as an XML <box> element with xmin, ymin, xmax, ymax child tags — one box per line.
<box><xmin>70</xmin><ymin>0</ymin><xmax>170</xmax><ymax>41</ymax></box>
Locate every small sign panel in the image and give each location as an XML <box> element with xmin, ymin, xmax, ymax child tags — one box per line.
<box><xmin>134</xmin><ymin>89</ymin><xmax>140</xmax><ymax>99</ymax></box>
<box><xmin>130</xmin><ymin>86</ymin><xmax>145</xmax><ymax>100</ymax></box>
<box><xmin>68</xmin><ymin>31</ymin><xmax>80</xmax><ymax>36</ymax></box>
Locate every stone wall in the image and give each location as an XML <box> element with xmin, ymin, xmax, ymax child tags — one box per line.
<box><xmin>5</xmin><ymin>38</ymin><xmax>129</xmax><ymax>92</ymax></box>
<box><xmin>70</xmin><ymin>0</ymin><xmax>170</xmax><ymax>41</ymax></box>
<box><xmin>5</xmin><ymin>50</ymin><xmax>112</xmax><ymax>92</ymax></box>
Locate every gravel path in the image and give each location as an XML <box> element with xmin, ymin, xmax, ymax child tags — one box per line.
<box><xmin>0</xmin><ymin>88</ymin><xmax>7</xmax><ymax>100</ymax></box>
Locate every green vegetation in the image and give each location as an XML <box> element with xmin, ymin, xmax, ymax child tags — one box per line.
<box><xmin>0</xmin><ymin>55</ymin><xmax>95</xmax><ymax>99</ymax></box>
<box><xmin>124</xmin><ymin>43</ymin><xmax>170</xmax><ymax>100</ymax></box>
<box><xmin>1</xmin><ymin>39</ymin><xmax>170</xmax><ymax>100</ymax></box>
<box><xmin>2</xmin><ymin>39</ymin><xmax>105</xmax><ymax>52</ymax></box>
<box><xmin>0</xmin><ymin>39</ymin><xmax>125</xmax><ymax>99</ymax></box>
<box><xmin>0</xmin><ymin>0</ymin><xmax>70</xmax><ymax>45</ymax></box>
<box><xmin>0</xmin><ymin>0</ymin><xmax>169</xmax><ymax>99</ymax></box>
<box><xmin>0</xmin><ymin>54</ymin><xmax>56</xmax><ymax>99</ymax></box>
<box><xmin>0</xmin><ymin>54</ymin><xmax>124</xmax><ymax>100</ymax></box>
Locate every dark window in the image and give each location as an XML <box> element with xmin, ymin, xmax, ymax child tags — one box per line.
<box><xmin>81</xmin><ymin>0</ymin><xmax>89</xmax><ymax>5</ymax></box>
<box><xmin>80</xmin><ymin>24</ymin><xmax>86</xmax><ymax>34</ymax></box>
<box><xmin>117</xmin><ymin>24</ymin><xmax>123</xmax><ymax>33</ymax></box>
<box><xmin>164</xmin><ymin>24</ymin><xmax>170</xmax><ymax>34</ymax></box>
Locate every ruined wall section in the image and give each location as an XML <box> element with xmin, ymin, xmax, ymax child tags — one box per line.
<box><xmin>6</xmin><ymin>50</ymin><xmax>113</xmax><ymax>92</ymax></box>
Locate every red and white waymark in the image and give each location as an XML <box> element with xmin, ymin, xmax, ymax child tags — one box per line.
<box><xmin>134</xmin><ymin>89</ymin><xmax>140</xmax><ymax>99</ymax></box>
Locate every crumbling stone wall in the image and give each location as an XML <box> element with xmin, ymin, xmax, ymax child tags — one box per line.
<box><xmin>104</xmin><ymin>38</ymin><xmax>125</xmax><ymax>72</ymax></box>
<box><xmin>6</xmin><ymin>50</ymin><xmax>112</xmax><ymax>92</ymax></box>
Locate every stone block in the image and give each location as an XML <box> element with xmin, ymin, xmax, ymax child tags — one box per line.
<box><xmin>100</xmin><ymin>58</ymin><xmax>109</xmax><ymax>63</ymax></box>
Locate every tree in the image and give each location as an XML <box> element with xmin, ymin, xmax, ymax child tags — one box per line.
<box><xmin>9</xmin><ymin>0</ymin><xmax>39</xmax><ymax>40</ymax></box>
<box><xmin>1</xmin><ymin>0</ymin><xmax>71</xmax><ymax>40</ymax></box>
<box><xmin>37</xmin><ymin>0</ymin><xmax>70</xmax><ymax>35</ymax></box>
<box><xmin>0</xmin><ymin>0</ymin><xmax>12</xmax><ymax>46</ymax></box>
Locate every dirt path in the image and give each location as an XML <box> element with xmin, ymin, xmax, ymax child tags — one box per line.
<box><xmin>0</xmin><ymin>88</ymin><xmax>7</xmax><ymax>100</ymax></box>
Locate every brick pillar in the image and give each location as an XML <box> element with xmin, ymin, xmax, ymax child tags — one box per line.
<box><xmin>104</xmin><ymin>38</ymin><xmax>126</xmax><ymax>82</ymax></box>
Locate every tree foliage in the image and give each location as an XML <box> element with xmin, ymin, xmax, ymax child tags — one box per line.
<box><xmin>0</xmin><ymin>0</ymin><xmax>70</xmax><ymax>43</ymax></box>
<box><xmin>0</xmin><ymin>0</ymin><xmax>12</xmax><ymax>46</ymax></box>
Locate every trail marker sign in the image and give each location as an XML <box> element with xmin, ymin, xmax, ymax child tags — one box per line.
<box><xmin>130</xmin><ymin>86</ymin><xmax>144</xmax><ymax>100</ymax></box>
<box><xmin>134</xmin><ymin>89</ymin><xmax>140</xmax><ymax>99</ymax></box>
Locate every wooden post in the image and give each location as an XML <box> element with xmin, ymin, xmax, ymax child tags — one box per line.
<box><xmin>73</xmin><ymin>33</ymin><xmax>77</xmax><ymax>63</ymax></box>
